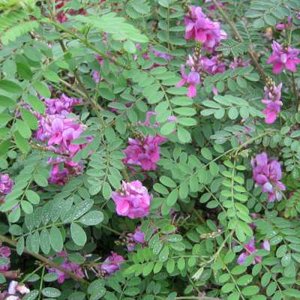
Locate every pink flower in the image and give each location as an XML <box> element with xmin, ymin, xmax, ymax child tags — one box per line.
<box><xmin>252</xmin><ymin>152</ymin><xmax>285</xmax><ymax>202</ymax></box>
<box><xmin>184</xmin><ymin>6</ymin><xmax>227</xmax><ymax>51</ymax></box>
<box><xmin>37</xmin><ymin>115</ymin><xmax>86</xmax><ymax>157</ymax></box>
<box><xmin>48</xmin><ymin>251</ymin><xmax>85</xmax><ymax>283</ymax></box>
<box><xmin>275</xmin><ymin>17</ymin><xmax>292</xmax><ymax>31</ymax></box>
<box><xmin>123</xmin><ymin>135</ymin><xmax>165</xmax><ymax>171</ymax></box>
<box><xmin>0</xmin><ymin>245</ymin><xmax>11</xmax><ymax>271</ymax></box>
<box><xmin>229</xmin><ymin>57</ymin><xmax>250</xmax><ymax>69</ymax></box>
<box><xmin>100</xmin><ymin>252</ymin><xmax>124</xmax><ymax>275</ymax></box>
<box><xmin>267</xmin><ymin>41</ymin><xmax>300</xmax><ymax>74</ymax></box>
<box><xmin>126</xmin><ymin>227</ymin><xmax>146</xmax><ymax>251</ymax></box>
<box><xmin>92</xmin><ymin>71</ymin><xmax>101</xmax><ymax>83</ymax></box>
<box><xmin>237</xmin><ymin>239</ymin><xmax>270</xmax><ymax>265</ymax></box>
<box><xmin>176</xmin><ymin>66</ymin><xmax>200</xmax><ymax>98</ymax></box>
<box><xmin>48</xmin><ymin>158</ymin><xmax>83</xmax><ymax>185</ymax></box>
<box><xmin>55</xmin><ymin>0</ymin><xmax>86</xmax><ymax>23</ymax></box>
<box><xmin>45</xmin><ymin>94</ymin><xmax>81</xmax><ymax>115</ymax></box>
<box><xmin>0</xmin><ymin>174</ymin><xmax>13</xmax><ymax>196</ymax></box>
<box><xmin>200</xmin><ymin>55</ymin><xmax>226</xmax><ymax>74</ymax></box>
<box><xmin>150</xmin><ymin>47</ymin><xmax>173</xmax><ymax>61</ymax></box>
<box><xmin>112</xmin><ymin>180</ymin><xmax>152</xmax><ymax>219</ymax></box>
<box><xmin>262</xmin><ymin>82</ymin><xmax>283</xmax><ymax>124</ymax></box>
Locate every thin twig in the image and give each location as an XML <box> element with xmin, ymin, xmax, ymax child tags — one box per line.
<box><xmin>47</xmin><ymin>20</ymin><xmax>129</xmax><ymax>70</ymax></box>
<box><xmin>0</xmin><ymin>234</ymin><xmax>88</xmax><ymax>285</ymax></box>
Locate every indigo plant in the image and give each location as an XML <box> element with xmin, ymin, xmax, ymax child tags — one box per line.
<box><xmin>0</xmin><ymin>0</ymin><xmax>300</xmax><ymax>299</ymax></box>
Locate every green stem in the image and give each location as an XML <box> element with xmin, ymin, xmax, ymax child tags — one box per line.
<box><xmin>38</xmin><ymin>266</ymin><xmax>45</xmax><ymax>300</ymax></box>
<box><xmin>100</xmin><ymin>224</ymin><xmax>122</xmax><ymax>235</ymax></box>
<box><xmin>0</xmin><ymin>234</ymin><xmax>88</xmax><ymax>285</ymax></box>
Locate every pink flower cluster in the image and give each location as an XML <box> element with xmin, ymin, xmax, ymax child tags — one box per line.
<box><xmin>45</xmin><ymin>94</ymin><xmax>81</xmax><ymax>115</ymax></box>
<box><xmin>252</xmin><ymin>152</ymin><xmax>285</xmax><ymax>202</ymax></box>
<box><xmin>178</xmin><ymin>6</ymin><xmax>227</xmax><ymax>98</ymax></box>
<box><xmin>0</xmin><ymin>174</ymin><xmax>13</xmax><ymax>202</ymax></box>
<box><xmin>48</xmin><ymin>251</ymin><xmax>85</xmax><ymax>283</ymax></box>
<box><xmin>112</xmin><ymin>180</ymin><xmax>152</xmax><ymax>219</ymax></box>
<box><xmin>237</xmin><ymin>239</ymin><xmax>270</xmax><ymax>265</ymax></box>
<box><xmin>0</xmin><ymin>244</ymin><xmax>11</xmax><ymax>272</ymax></box>
<box><xmin>123</xmin><ymin>135</ymin><xmax>165</xmax><ymax>171</ymax></box>
<box><xmin>185</xmin><ymin>6</ymin><xmax>227</xmax><ymax>52</ymax></box>
<box><xmin>229</xmin><ymin>57</ymin><xmax>250</xmax><ymax>69</ymax></box>
<box><xmin>262</xmin><ymin>82</ymin><xmax>283</xmax><ymax>124</ymax></box>
<box><xmin>0</xmin><ymin>281</ymin><xmax>30</xmax><ymax>300</ymax></box>
<box><xmin>35</xmin><ymin>94</ymin><xmax>89</xmax><ymax>185</ymax></box>
<box><xmin>99</xmin><ymin>252</ymin><xmax>124</xmax><ymax>275</ymax></box>
<box><xmin>276</xmin><ymin>16</ymin><xmax>292</xmax><ymax>31</ymax></box>
<box><xmin>126</xmin><ymin>227</ymin><xmax>146</xmax><ymax>251</ymax></box>
<box><xmin>55</xmin><ymin>0</ymin><xmax>86</xmax><ymax>23</ymax></box>
<box><xmin>37</xmin><ymin>115</ymin><xmax>86</xmax><ymax>156</ymax></box>
<box><xmin>177</xmin><ymin>67</ymin><xmax>201</xmax><ymax>98</ymax></box>
<box><xmin>48</xmin><ymin>158</ymin><xmax>83</xmax><ymax>186</ymax></box>
<box><xmin>134</xmin><ymin>44</ymin><xmax>173</xmax><ymax>63</ymax></box>
<box><xmin>267</xmin><ymin>41</ymin><xmax>300</xmax><ymax>74</ymax></box>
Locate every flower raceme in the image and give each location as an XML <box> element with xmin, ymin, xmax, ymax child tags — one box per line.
<box><xmin>184</xmin><ymin>6</ymin><xmax>227</xmax><ymax>52</ymax></box>
<box><xmin>0</xmin><ymin>174</ymin><xmax>13</xmax><ymax>202</ymax></box>
<box><xmin>99</xmin><ymin>252</ymin><xmax>124</xmax><ymax>275</ymax></box>
<box><xmin>34</xmin><ymin>95</ymin><xmax>90</xmax><ymax>185</ymax></box>
<box><xmin>237</xmin><ymin>239</ymin><xmax>270</xmax><ymax>265</ymax></box>
<box><xmin>267</xmin><ymin>41</ymin><xmax>300</xmax><ymax>74</ymax></box>
<box><xmin>252</xmin><ymin>152</ymin><xmax>285</xmax><ymax>202</ymax></box>
<box><xmin>123</xmin><ymin>135</ymin><xmax>166</xmax><ymax>171</ymax></box>
<box><xmin>112</xmin><ymin>180</ymin><xmax>152</xmax><ymax>219</ymax></box>
<box><xmin>262</xmin><ymin>82</ymin><xmax>283</xmax><ymax>124</ymax></box>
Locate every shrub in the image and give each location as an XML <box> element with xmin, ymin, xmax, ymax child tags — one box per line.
<box><xmin>0</xmin><ymin>0</ymin><xmax>300</xmax><ymax>299</ymax></box>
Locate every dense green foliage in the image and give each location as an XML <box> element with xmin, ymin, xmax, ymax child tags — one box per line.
<box><xmin>0</xmin><ymin>0</ymin><xmax>300</xmax><ymax>299</ymax></box>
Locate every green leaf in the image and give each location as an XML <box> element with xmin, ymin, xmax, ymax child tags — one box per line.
<box><xmin>43</xmin><ymin>70</ymin><xmax>60</xmax><ymax>83</ymax></box>
<box><xmin>33</xmin><ymin>81</ymin><xmax>51</xmax><ymax>98</ymax></box>
<box><xmin>42</xmin><ymin>287</ymin><xmax>61</xmax><ymax>298</ymax></box>
<box><xmin>40</xmin><ymin>229</ymin><xmax>50</xmax><ymax>255</ymax></box>
<box><xmin>79</xmin><ymin>211</ymin><xmax>104</xmax><ymax>226</ymax></box>
<box><xmin>143</xmin><ymin>262</ymin><xmax>154</xmax><ymax>276</ymax></box>
<box><xmin>33</xmin><ymin>174</ymin><xmax>48</xmax><ymax>187</ymax></box>
<box><xmin>124</xmin><ymin>40</ymin><xmax>136</xmax><ymax>53</ymax></box>
<box><xmin>15</xmin><ymin>119</ymin><xmax>31</xmax><ymax>139</ymax></box>
<box><xmin>21</xmin><ymin>201</ymin><xmax>33</xmax><ymax>214</ymax></box>
<box><xmin>24</xmin><ymin>95</ymin><xmax>45</xmax><ymax>114</ymax></box>
<box><xmin>0</xmin><ymin>79</ymin><xmax>22</xmax><ymax>93</ymax></box>
<box><xmin>283</xmin><ymin>289</ymin><xmax>300</xmax><ymax>298</ymax></box>
<box><xmin>166</xmin><ymin>189</ymin><xmax>178</xmax><ymax>206</ymax></box>
<box><xmin>14</xmin><ymin>131</ymin><xmax>30</xmax><ymax>153</ymax></box>
<box><xmin>242</xmin><ymin>286</ymin><xmax>259</xmax><ymax>296</ymax></box>
<box><xmin>50</xmin><ymin>226</ymin><xmax>63</xmax><ymax>252</ymax></box>
<box><xmin>0</xmin><ymin>95</ymin><xmax>16</xmax><ymax>107</ymax></box>
<box><xmin>20</xmin><ymin>108</ymin><xmax>38</xmax><ymax>130</ymax></box>
<box><xmin>71</xmin><ymin>223</ymin><xmax>87</xmax><ymax>246</ymax></box>
<box><xmin>25</xmin><ymin>190</ymin><xmax>40</xmax><ymax>205</ymax></box>
<box><xmin>177</xmin><ymin>126</ymin><xmax>191</xmax><ymax>143</ymax></box>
